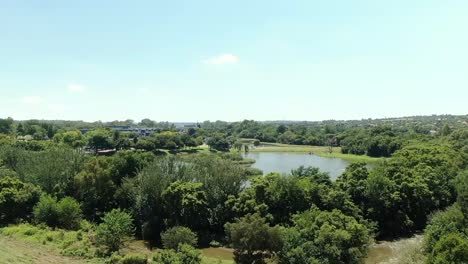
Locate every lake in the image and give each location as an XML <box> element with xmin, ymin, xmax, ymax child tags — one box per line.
<box><xmin>243</xmin><ymin>152</ymin><xmax>350</xmax><ymax>180</ymax></box>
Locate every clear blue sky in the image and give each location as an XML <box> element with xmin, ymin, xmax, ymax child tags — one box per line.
<box><xmin>1</xmin><ymin>0</ymin><xmax>467</xmax><ymax>122</ymax></box>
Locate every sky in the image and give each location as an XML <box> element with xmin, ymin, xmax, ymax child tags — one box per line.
<box><xmin>1</xmin><ymin>0</ymin><xmax>467</xmax><ymax>122</ymax></box>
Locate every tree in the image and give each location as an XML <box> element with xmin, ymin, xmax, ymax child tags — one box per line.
<box><xmin>96</xmin><ymin>209</ymin><xmax>134</xmax><ymax>253</ymax></box>
<box><xmin>0</xmin><ymin>176</ymin><xmax>41</xmax><ymax>224</ymax></box>
<box><xmin>86</xmin><ymin>129</ymin><xmax>113</xmax><ymax>153</ymax></box>
<box><xmin>57</xmin><ymin>196</ymin><xmax>82</xmax><ymax>230</ymax></box>
<box><xmin>153</xmin><ymin>131</ymin><xmax>184</xmax><ymax>150</ymax></box>
<box><xmin>455</xmin><ymin>170</ymin><xmax>468</xmax><ymax>218</ymax></box>
<box><xmin>33</xmin><ymin>195</ymin><xmax>82</xmax><ymax>230</ymax></box>
<box><xmin>0</xmin><ymin>117</ymin><xmax>13</xmax><ymax>134</ymax></box>
<box><xmin>153</xmin><ymin>244</ymin><xmax>201</xmax><ymax>264</ymax></box>
<box><xmin>280</xmin><ymin>207</ymin><xmax>370</xmax><ymax>264</ymax></box>
<box><xmin>206</xmin><ymin>136</ymin><xmax>230</xmax><ymax>152</ymax></box>
<box><xmin>162</xmin><ymin>180</ymin><xmax>208</xmax><ymax>229</ymax></box>
<box><xmin>53</xmin><ymin>130</ymin><xmax>85</xmax><ymax>148</ymax></box>
<box><xmin>225</xmin><ymin>213</ymin><xmax>284</xmax><ymax>264</ymax></box>
<box><xmin>74</xmin><ymin>157</ymin><xmax>116</xmax><ymax>219</ymax></box>
<box><xmin>33</xmin><ymin>194</ymin><xmax>59</xmax><ymax>227</ymax></box>
<box><xmin>140</xmin><ymin>118</ymin><xmax>156</xmax><ymax>127</ymax></box>
<box><xmin>427</xmin><ymin>233</ymin><xmax>468</xmax><ymax>264</ymax></box>
<box><xmin>13</xmin><ymin>146</ymin><xmax>86</xmax><ymax>195</ymax></box>
<box><xmin>424</xmin><ymin>205</ymin><xmax>465</xmax><ymax>255</ymax></box>
<box><xmin>161</xmin><ymin>226</ymin><xmax>198</xmax><ymax>250</ymax></box>
<box><xmin>440</xmin><ymin>124</ymin><xmax>452</xmax><ymax>136</ymax></box>
<box><xmin>134</xmin><ymin>138</ymin><xmax>156</xmax><ymax>151</ymax></box>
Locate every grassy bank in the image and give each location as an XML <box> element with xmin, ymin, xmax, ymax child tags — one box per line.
<box><xmin>0</xmin><ymin>235</ymin><xmax>91</xmax><ymax>264</ymax></box>
<box><xmin>250</xmin><ymin>142</ymin><xmax>384</xmax><ymax>163</ymax></box>
<box><xmin>0</xmin><ymin>224</ymin><xmax>233</xmax><ymax>264</ymax></box>
<box><xmin>316</xmin><ymin>152</ymin><xmax>384</xmax><ymax>164</ymax></box>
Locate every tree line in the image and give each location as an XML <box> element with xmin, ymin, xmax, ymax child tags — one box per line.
<box><xmin>0</xmin><ymin>116</ymin><xmax>467</xmax><ymax>263</ymax></box>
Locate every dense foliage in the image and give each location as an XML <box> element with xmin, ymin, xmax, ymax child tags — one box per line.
<box><xmin>0</xmin><ymin>115</ymin><xmax>466</xmax><ymax>263</ymax></box>
<box><xmin>96</xmin><ymin>209</ymin><xmax>135</xmax><ymax>253</ymax></box>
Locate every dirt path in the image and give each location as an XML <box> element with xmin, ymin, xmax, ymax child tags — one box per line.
<box><xmin>0</xmin><ymin>236</ymin><xmax>88</xmax><ymax>264</ymax></box>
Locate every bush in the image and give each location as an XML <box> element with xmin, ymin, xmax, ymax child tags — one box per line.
<box><xmin>161</xmin><ymin>226</ymin><xmax>198</xmax><ymax>250</ymax></box>
<box><xmin>225</xmin><ymin>213</ymin><xmax>284</xmax><ymax>264</ymax></box>
<box><xmin>427</xmin><ymin>233</ymin><xmax>468</xmax><ymax>264</ymax></box>
<box><xmin>209</xmin><ymin>240</ymin><xmax>221</xmax><ymax>248</ymax></box>
<box><xmin>0</xmin><ymin>223</ymin><xmax>96</xmax><ymax>258</ymax></box>
<box><xmin>177</xmin><ymin>244</ymin><xmax>201</xmax><ymax>264</ymax></box>
<box><xmin>424</xmin><ymin>205</ymin><xmax>465</xmax><ymax>254</ymax></box>
<box><xmin>33</xmin><ymin>195</ymin><xmax>82</xmax><ymax>230</ymax></box>
<box><xmin>96</xmin><ymin>209</ymin><xmax>134</xmax><ymax>253</ymax></box>
<box><xmin>33</xmin><ymin>194</ymin><xmax>59</xmax><ymax>227</ymax></box>
<box><xmin>0</xmin><ymin>176</ymin><xmax>41</xmax><ymax>224</ymax></box>
<box><xmin>120</xmin><ymin>253</ymin><xmax>148</xmax><ymax>264</ymax></box>
<box><xmin>57</xmin><ymin>197</ymin><xmax>82</xmax><ymax>230</ymax></box>
<box><xmin>152</xmin><ymin>244</ymin><xmax>201</xmax><ymax>264</ymax></box>
<box><xmin>279</xmin><ymin>208</ymin><xmax>370</xmax><ymax>264</ymax></box>
<box><xmin>153</xmin><ymin>249</ymin><xmax>181</xmax><ymax>264</ymax></box>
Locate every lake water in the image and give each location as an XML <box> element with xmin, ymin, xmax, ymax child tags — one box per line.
<box><xmin>243</xmin><ymin>152</ymin><xmax>350</xmax><ymax>180</ymax></box>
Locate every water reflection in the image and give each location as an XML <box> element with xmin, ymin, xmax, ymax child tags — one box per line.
<box><xmin>243</xmin><ymin>152</ymin><xmax>349</xmax><ymax>180</ymax></box>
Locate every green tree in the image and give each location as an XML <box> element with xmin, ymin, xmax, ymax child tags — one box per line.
<box><xmin>12</xmin><ymin>146</ymin><xmax>86</xmax><ymax>195</ymax></box>
<box><xmin>206</xmin><ymin>135</ymin><xmax>231</xmax><ymax>152</ymax></box>
<box><xmin>53</xmin><ymin>130</ymin><xmax>85</xmax><ymax>148</ymax></box>
<box><xmin>280</xmin><ymin>208</ymin><xmax>370</xmax><ymax>264</ymax></box>
<box><xmin>96</xmin><ymin>209</ymin><xmax>134</xmax><ymax>253</ymax></box>
<box><xmin>0</xmin><ymin>117</ymin><xmax>14</xmax><ymax>134</ymax></box>
<box><xmin>57</xmin><ymin>196</ymin><xmax>82</xmax><ymax>230</ymax></box>
<box><xmin>162</xmin><ymin>181</ymin><xmax>208</xmax><ymax>229</ymax></box>
<box><xmin>424</xmin><ymin>205</ymin><xmax>465</xmax><ymax>255</ymax></box>
<box><xmin>225</xmin><ymin>213</ymin><xmax>284</xmax><ymax>264</ymax></box>
<box><xmin>427</xmin><ymin>233</ymin><xmax>468</xmax><ymax>264</ymax></box>
<box><xmin>161</xmin><ymin>226</ymin><xmax>198</xmax><ymax>250</ymax></box>
<box><xmin>152</xmin><ymin>244</ymin><xmax>201</xmax><ymax>264</ymax></box>
<box><xmin>440</xmin><ymin>124</ymin><xmax>452</xmax><ymax>136</ymax></box>
<box><xmin>33</xmin><ymin>194</ymin><xmax>59</xmax><ymax>227</ymax></box>
<box><xmin>74</xmin><ymin>157</ymin><xmax>116</xmax><ymax>220</ymax></box>
<box><xmin>34</xmin><ymin>195</ymin><xmax>83</xmax><ymax>230</ymax></box>
<box><xmin>455</xmin><ymin>170</ymin><xmax>468</xmax><ymax>218</ymax></box>
<box><xmin>0</xmin><ymin>176</ymin><xmax>41</xmax><ymax>224</ymax></box>
<box><xmin>86</xmin><ymin>129</ymin><xmax>113</xmax><ymax>153</ymax></box>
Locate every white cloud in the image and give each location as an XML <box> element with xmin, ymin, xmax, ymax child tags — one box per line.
<box><xmin>22</xmin><ymin>96</ymin><xmax>44</xmax><ymax>104</ymax></box>
<box><xmin>204</xmin><ymin>54</ymin><xmax>239</xmax><ymax>65</ymax></box>
<box><xmin>67</xmin><ymin>83</ymin><xmax>87</xmax><ymax>93</ymax></box>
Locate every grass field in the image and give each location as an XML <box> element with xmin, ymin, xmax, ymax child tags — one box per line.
<box><xmin>0</xmin><ymin>235</ymin><xmax>89</xmax><ymax>264</ymax></box>
<box><xmin>250</xmin><ymin>142</ymin><xmax>384</xmax><ymax>164</ymax></box>
<box><xmin>0</xmin><ymin>224</ymin><xmax>234</xmax><ymax>264</ymax></box>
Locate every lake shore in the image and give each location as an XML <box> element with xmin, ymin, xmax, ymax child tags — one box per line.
<box><xmin>250</xmin><ymin>142</ymin><xmax>384</xmax><ymax>164</ymax></box>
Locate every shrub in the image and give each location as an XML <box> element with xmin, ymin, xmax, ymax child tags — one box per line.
<box><xmin>33</xmin><ymin>194</ymin><xmax>59</xmax><ymax>227</ymax></box>
<box><xmin>153</xmin><ymin>249</ymin><xmax>181</xmax><ymax>264</ymax></box>
<box><xmin>225</xmin><ymin>213</ymin><xmax>284</xmax><ymax>264</ymax></box>
<box><xmin>152</xmin><ymin>244</ymin><xmax>201</xmax><ymax>264</ymax></box>
<box><xmin>177</xmin><ymin>244</ymin><xmax>201</xmax><ymax>264</ymax></box>
<box><xmin>427</xmin><ymin>233</ymin><xmax>468</xmax><ymax>264</ymax></box>
<box><xmin>209</xmin><ymin>240</ymin><xmax>221</xmax><ymax>248</ymax></box>
<box><xmin>0</xmin><ymin>176</ymin><xmax>41</xmax><ymax>224</ymax></box>
<box><xmin>120</xmin><ymin>253</ymin><xmax>148</xmax><ymax>264</ymax></box>
<box><xmin>161</xmin><ymin>226</ymin><xmax>197</xmax><ymax>250</ymax></box>
<box><xmin>279</xmin><ymin>208</ymin><xmax>370</xmax><ymax>264</ymax></box>
<box><xmin>96</xmin><ymin>209</ymin><xmax>134</xmax><ymax>253</ymax></box>
<box><xmin>33</xmin><ymin>195</ymin><xmax>83</xmax><ymax>230</ymax></box>
<box><xmin>57</xmin><ymin>196</ymin><xmax>82</xmax><ymax>230</ymax></box>
<box><xmin>424</xmin><ymin>205</ymin><xmax>465</xmax><ymax>254</ymax></box>
<box><xmin>0</xmin><ymin>223</ymin><xmax>96</xmax><ymax>258</ymax></box>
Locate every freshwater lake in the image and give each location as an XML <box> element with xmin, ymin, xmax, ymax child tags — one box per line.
<box><xmin>243</xmin><ymin>152</ymin><xmax>350</xmax><ymax>180</ymax></box>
